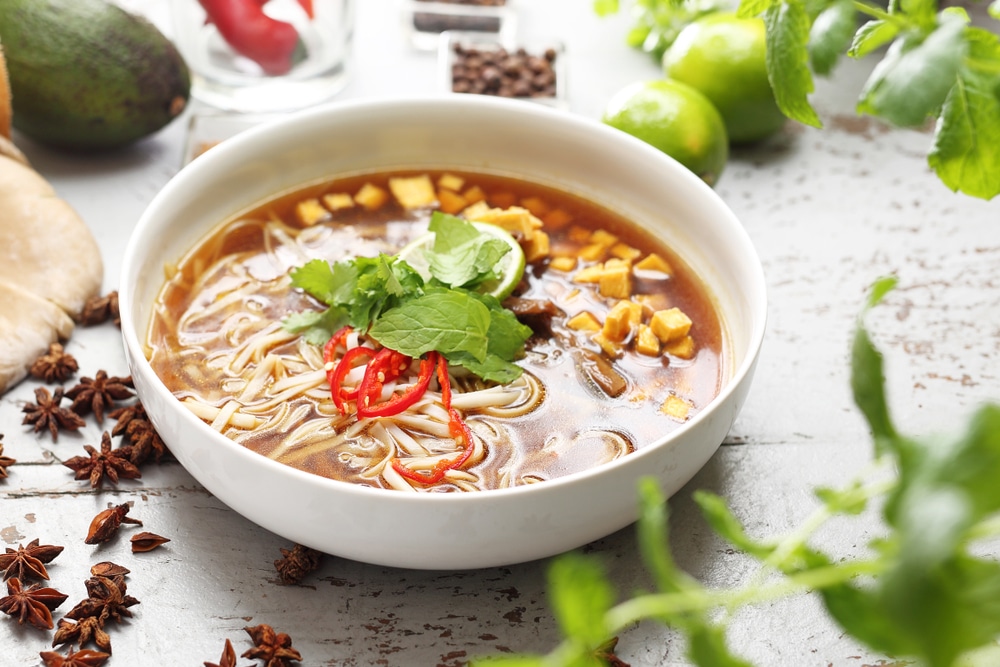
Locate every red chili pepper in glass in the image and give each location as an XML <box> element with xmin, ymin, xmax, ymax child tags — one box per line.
<box><xmin>197</xmin><ymin>0</ymin><xmax>307</xmax><ymax>75</ymax></box>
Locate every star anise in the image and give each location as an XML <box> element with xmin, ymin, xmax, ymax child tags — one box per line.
<box><xmin>22</xmin><ymin>387</ymin><xmax>86</xmax><ymax>442</ymax></box>
<box><xmin>274</xmin><ymin>544</ymin><xmax>324</xmax><ymax>585</ymax></box>
<box><xmin>0</xmin><ymin>436</ymin><xmax>15</xmax><ymax>479</ymax></box>
<box><xmin>204</xmin><ymin>638</ymin><xmax>237</xmax><ymax>667</ymax></box>
<box><xmin>30</xmin><ymin>343</ymin><xmax>80</xmax><ymax>383</ymax></box>
<box><xmin>84</xmin><ymin>503</ymin><xmax>142</xmax><ymax>545</ymax></box>
<box><xmin>0</xmin><ymin>577</ymin><xmax>68</xmax><ymax>630</ymax></box>
<box><xmin>242</xmin><ymin>624</ymin><xmax>302</xmax><ymax>666</ymax></box>
<box><xmin>130</xmin><ymin>532</ymin><xmax>170</xmax><ymax>553</ymax></box>
<box><xmin>80</xmin><ymin>290</ymin><xmax>119</xmax><ymax>328</ymax></box>
<box><xmin>66</xmin><ymin>371</ymin><xmax>134</xmax><ymax>424</ymax></box>
<box><xmin>63</xmin><ymin>431</ymin><xmax>141</xmax><ymax>489</ymax></box>
<box><xmin>39</xmin><ymin>646</ymin><xmax>110</xmax><ymax>667</ymax></box>
<box><xmin>52</xmin><ymin>616</ymin><xmax>112</xmax><ymax>653</ymax></box>
<box><xmin>109</xmin><ymin>402</ymin><xmax>170</xmax><ymax>465</ymax></box>
<box><xmin>0</xmin><ymin>538</ymin><xmax>64</xmax><ymax>582</ymax></box>
<box><xmin>90</xmin><ymin>562</ymin><xmax>130</xmax><ymax>578</ymax></box>
<box><xmin>65</xmin><ymin>575</ymin><xmax>139</xmax><ymax>628</ymax></box>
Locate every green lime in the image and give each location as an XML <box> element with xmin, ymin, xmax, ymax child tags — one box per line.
<box><xmin>602</xmin><ymin>79</ymin><xmax>728</xmax><ymax>187</ymax></box>
<box><xmin>662</xmin><ymin>13</ymin><xmax>785</xmax><ymax>144</ymax></box>
<box><xmin>398</xmin><ymin>221</ymin><xmax>526</xmax><ymax>300</ymax></box>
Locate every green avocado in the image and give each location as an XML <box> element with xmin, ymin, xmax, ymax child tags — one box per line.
<box><xmin>0</xmin><ymin>0</ymin><xmax>190</xmax><ymax>151</ymax></box>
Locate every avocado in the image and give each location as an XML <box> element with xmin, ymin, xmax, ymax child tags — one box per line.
<box><xmin>0</xmin><ymin>0</ymin><xmax>190</xmax><ymax>151</ymax></box>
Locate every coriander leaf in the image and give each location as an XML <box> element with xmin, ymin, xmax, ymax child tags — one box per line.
<box><xmin>290</xmin><ymin>258</ymin><xmax>356</xmax><ymax>306</ymax></box>
<box><xmin>369</xmin><ymin>289</ymin><xmax>491</xmax><ymax>361</ymax></box>
<box><xmin>764</xmin><ymin>0</ymin><xmax>823</xmax><ymax>127</ymax></box>
<box><xmin>808</xmin><ymin>0</ymin><xmax>857</xmax><ymax>75</ymax></box>
<box><xmin>856</xmin><ymin>14</ymin><xmax>968</xmax><ymax>127</ymax></box>
<box><xmin>693</xmin><ymin>490</ymin><xmax>776</xmax><ymax>558</ymax></box>
<box><xmin>928</xmin><ymin>28</ymin><xmax>1000</xmax><ymax>200</ymax></box>
<box><xmin>281</xmin><ymin>307</ymin><xmax>346</xmax><ymax>345</ymax></box>
<box><xmin>848</xmin><ymin>19</ymin><xmax>900</xmax><ymax>58</ymax></box>
<box><xmin>547</xmin><ymin>553</ymin><xmax>614</xmax><ymax>648</ymax></box>
<box><xmin>851</xmin><ymin>277</ymin><xmax>899</xmax><ymax>456</ymax></box>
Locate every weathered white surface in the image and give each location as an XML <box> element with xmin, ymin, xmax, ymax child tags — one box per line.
<box><xmin>2</xmin><ymin>1</ymin><xmax>998</xmax><ymax>665</ymax></box>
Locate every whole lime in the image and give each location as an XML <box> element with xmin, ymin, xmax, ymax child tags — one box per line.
<box><xmin>662</xmin><ymin>13</ymin><xmax>785</xmax><ymax>144</ymax></box>
<box><xmin>602</xmin><ymin>79</ymin><xmax>729</xmax><ymax>187</ymax></box>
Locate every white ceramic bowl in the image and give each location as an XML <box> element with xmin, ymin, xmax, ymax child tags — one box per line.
<box><xmin>120</xmin><ymin>96</ymin><xmax>766</xmax><ymax>570</ymax></box>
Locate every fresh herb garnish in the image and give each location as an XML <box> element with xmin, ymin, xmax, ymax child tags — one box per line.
<box><xmin>283</xmin><ymin>215</ymin><xmax>532</xmax><ymax>383</ymax></box>
<box><xmin>596</xmin><ymin>0</ymin><xmax>1000</xmax><ymax>200</ymax></box>
<box><xmin>476</xmin><ymin>276</ymin><xmax>1000</xmax><ymax>667</ymax></box>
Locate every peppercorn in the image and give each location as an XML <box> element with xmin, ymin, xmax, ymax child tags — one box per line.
<box><xmin>451</xmin><ymin>44</ymin><xmax>559</xmax><ymax>100</ymax></box>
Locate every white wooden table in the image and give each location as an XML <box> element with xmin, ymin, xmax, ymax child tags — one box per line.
<box><xmin>3</xmin><ymin>1</ymin><xmax>998</xmax><ymax>664</ymax></box>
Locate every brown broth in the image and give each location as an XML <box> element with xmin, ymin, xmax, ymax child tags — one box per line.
<box><xmin>147</xmin><ymin>169</ymin><xmax>725</xmax><ymax>491</ymax></box>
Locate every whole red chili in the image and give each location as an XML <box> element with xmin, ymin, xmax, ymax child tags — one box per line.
<box><xmin>198</xmin><ymin>0</ymin><xmax>307</xmax><ymax>75</ymax></box>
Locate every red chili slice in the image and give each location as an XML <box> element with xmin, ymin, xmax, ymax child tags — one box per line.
<box><xmin>358</xmin><ymin>351</ymin><xmax>438</xmax><ymax>418</ymax></box>
<box><xmin>436</xmin><ymin>354</ymin><xmax>452</xmax><ymax>411</ymax></box>
<box><xmin>391</xmin><ymin>407</ymin><xmax>474</xmax><ymax>486</ymax></box>
<box><xmin>329</xmin><ymin>345</ymin><xmax>375</xmax><ymax>415</ymax></box>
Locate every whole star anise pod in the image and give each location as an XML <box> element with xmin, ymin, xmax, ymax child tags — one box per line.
<box><xmin>65</xmin><ymin>575</ymin><xmax>139</xmax><ymax>628</ymax></box>
<box><xmin>39</xmin><ymin>646</ymin><xmax>110</xmax><ymax>667</ymax></box>
<box><xmin>274</xmin><ymin>544</ymin><xmax>323</xmax><ymax>585</ymax></box>
<box><xmin>109</xmin><ymin>402</ymin><xmax>170</xmax><ymax>465</ymax></box>
<box><xmin>65</xmin><ymin>371</ymin><xmax>134</xmax><ymax>423</ymax></box>
<box><xmin>52</xmin><ymin>616</ymin><xmax>112</xmax><ymax>653</ymax></box>
<box><xmin>242</xmin><ymin>624</ymin><xmax>302</xmax><ymax>666</ymax></box>
<box><xmin>204</xmin><ymin>638</ymin><xmax>237</xmax><ymax>667</ymax></box>
<box><xmin>0</xmin><ymin>437</ymin><xmax>15</xmax><ymax>479</ymax></box>
<box><xmin>0</xmin><ymin>577</ymin><xmax>68</xmax><ymax>630</ymax></box>
<box><xmin>63</xmin><ymin>431</ymin><xmax>141</xmax><ymax>489</ymax></box>
<box><xmin>0</xmin><ymin>538</ymin><xmax>64</xmax><ymax>581</ymax></box>
<box><xmin>84</xmin><ymin>503</ymin><xmax>142</xmax><ymax>545</ymax></box>
<box><xmin>22</xmin><ymin>387</ymin><xmax>86</xmax><ymax>442</ymax></box>
<box><xmin>80</xmin><ymin>290</ymin><xmax>119</xmax><ymax>328</ymax></box>
<box><xmin>30</xmin><ymin>343</ymin><xmax>80</xmax><ymax>384</ymax></box>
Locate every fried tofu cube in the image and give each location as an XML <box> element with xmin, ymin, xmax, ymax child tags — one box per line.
<box><xmin>490</xmin><ymin>191</ymin><xmax>517</xmax><ymax>208</ymax></box>
<box><xmin>462</xmin><ymin>184</ymin><xmax>487</xmax><ymax>204</ymax></box>
<box><xmin>610</xmin><ymin>243</ymin><xmax>642</xmax><ymax>261</ymax></box>
<box><xmin>295</xmin><ymin>198</ymin><xmax>329</xmax><ymax>226</ymax></box>
<box><xmin>566</xmin><ymin>311</ymin><xmax>601</xmax><ymax>332</ymax></box>
<box><xmin>592</xmin><ymin>331</ymin><xmax>622</xmax><ymax>357</ymax></box>
<box><xmin>650</xmin><ymin>307</ymin><xmax>692</xmax><ymax>343</ymax></box>
<box><xmin>598</xmin><ymin>258</ymin><xmax>632</xmax><ymax>299</ymax></box>
<box><xmin>590</xmin><ymin>229</ymin><xmax>619</xmax><ymax>249</ymax></box>
<box><xmin>578</xmin><ymin>243</ymin><xmax>608</xmax><ymax>262</ymax></box>
<box><xmin>462</xmin><ymin>200</ymin><xmax>491</xmax><ymax>221</ymax></box>
<box><xmin>661</xmin><ymin>394</ymin><xmax>691</xmax><ymax>421</ymax></box>
<box><xmin>474</xmin><ymin>206</ymin><xmax>543</xmax><ymax>240</ymax></box>
<box><xmin>572</xmin><ymin>264</ymin><xmax>604</xmax><ymax>283</ymax></box>
<box><xmin>542</xmin><ymin>208</ymin><xmax>573</xmax><ymax>230</ymax></box>
<box><xmin>322</xmin><ymin>193</ymin><xmax>355</xmax><ymax>211</ymax></box>
<box><xmin>567</xmin><ymin>225</ymin><xmax>591</xmax><ymax>244</ymax></box>
<box><xmin>523</xmin><ymin>230</ymin><xmax>550</xmax><ymax>263</ymax></box>
<box><xmin>602</xmin><ymin>301</ymin><xmax>638</xmax><ymax>342</ymax></box>
<box><xmin>438</xmin><ymin>173</ymin><xmax>465</xmax><ymax>191</ymax></box>
<box><xmin>635</xmin><ymin>293</ymin><xmax>672</xmax><ymax>318</ymax></box>
<box><xmin>636</xmin><ymin>324</ymin><xmax>660</xmax><ymax>356</ymax></box>
<box><xmin>635</xmin><ymin>253</ymin><xmax>674</xmax><ymax>276</ymax></box>
<box><xmin>520</xmin><ymin>196</ymin><xmax>550</xmax><ymax>217</ymax></box>
<box><xmin>354</xmin><ymin>183</ymin><xmax>389</xmax><ymax>210</ymax></box>
<box><xmin>437</xmin><ymin>188</ymin><xmax>468</xmax><ymax>214</ymax></box>
<box><xmin>664</xmin><ymin>335</ymin><xmax>695</xmax><ymax>359</ymax></box>
<box><xmin>389</xmin><ymin>175</ymin><xmax>437</xmax><ymax>209</ymax></box>
<box><xmin>549</xmin><ymin>256</ymin><xmax>576</xmax><ymax>272</ymax></box>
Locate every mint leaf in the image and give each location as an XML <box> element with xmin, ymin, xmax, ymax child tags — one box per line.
<box><xmin>808</xmin><ymin>0</ymin><xmax>857</xmax><ymax>75</ymax></box>
<box><xmin>693</xmin><ymin>491</ymin><xmax>775</xmax><ymax>558</ymax></box>
<box><xmin>445</xmin><ymin>351</ymin><xmax>524</xmax><ymax>384</ymax></box>
<box><xmin>928</xmin><ymin>28</ymin><xmax>1000</xmax><ymax>200</ymax></box>
<box><xmin>848</xmin><ymin>19</ymin><xmax>901</xmax><ymax>58</ymax></box>
<box><xmin>856</xmin><ymin>14</ymin><xmax>968</xmax><ymax>127</ymax></box>
<box><xmin>687</xmin><ymin>625</ymin><xmax>755</xmax><ymax>667</ymax></box>
<box><xmin>764</xmin><ymin>0</ymin><xmax>823</xmax><ymax>127</ymax></box>
<box><xmin>369</xmin><ymin>289</ymin><xmax>492</xmax><ymax>361</ymax></box>
<box><xmin>548</xmin><ymin>553</ymin><xmax>614</xmax><ymax>648</ymax></box>
<box><xmin>426</xmin><ymin>212</ymin><xmax>510</xmax><ymax>290</ymax></box>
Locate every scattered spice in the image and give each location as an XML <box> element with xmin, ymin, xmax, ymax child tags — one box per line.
<box><xmin>64</xmin><ymin>431</ymin><xmax>142</xmax><ymax>489</ymax></box>
<box><xmin>0</xmin><ymin>436</ymin><xmax>14</xmax><ymax>479</ymax></box>
<box><xmin>80</xmin><ymin>291</ymin><xmax>120</xmax><ymax>328</ymax></box>
<box><xmin>0</xmin><ymin>538</ymin><xmax>64</xmax><ymax>582</ymax></box>
<box><xmin>52</xmin><ymin>616</ymin><xmax>112</xmax><ymax>653</ymax></box>
<box><xmin>66</xmin><ymin>371</ymin><xmax>134</xmax><ymax>423</ymax></box>
<box><xmin>31</xmin><ymin>343</ymin><xmax>80</xmax><ymax>383</ymax></box>
<box><xmin>274</xmin><ymin>544</ymin><xmax>323</xmax><ymax>585</ymax></box>
<box><xmin>451</xmin><ymin>43</ymin><xmax>558</xmax><ymax>98</ymax></box>
<box><xmin>242</xmin><ymin>624</ymin><xmax>303</xmax><ymax>666</ymax></box>
<box><xmin>109</xmin><ymin>402</ymin><xmax>170</xmax><ymax>465</ymax></box>
<box><xmin>84</xmin><ymin>503</ymin><xmax>142</xmax><ymax>545</ymax></box>
<box><xmin>39</xmin><ymin>646</ymin><xmax>111</xmax><ymax>667</ymax></box>
<box><xmin>22</xmin><ymin>387</ymin><xmax>87</xmax><ymax>442</ymax></box>
<box><xmin>65</xmin><ymin>575</ymin><xmax>139</xmax><ymax>628</ymax></box>
<box><xmin>0</xmin><ymin>577</ymin><xmax>68</xmax><ymax>630</ymax></box>
<box><xmin>204</xmin><ymin>638</ymin><xmax>237</xmax><ymax>667</ymax></box>
<box><xmin>90</xmin><ymin>562</ymin><xmax>130</xmax><ymax>578</ymax></box>
<box><xmin>130</xmin><ymin>532</ymin><xmax>170</xmax><ymax>553</ymax></box>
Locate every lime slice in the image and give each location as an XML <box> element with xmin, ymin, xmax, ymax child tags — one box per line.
<box><xmin>398</xmin><ymin>221</ymin><xmax>526</xmax><ymax>300</ymax></box>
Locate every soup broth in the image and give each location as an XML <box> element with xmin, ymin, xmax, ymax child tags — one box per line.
<box><xmin>147</xmin><ymin>169</ymin><xmax>724</xmax><ymax>492</ymax></box>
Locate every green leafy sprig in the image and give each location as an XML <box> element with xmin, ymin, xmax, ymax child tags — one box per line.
<box><xmin>596</xmin><ymin>0</ymin><xmax>1000</xmax><ymax>200</ymax></box>
<box><xmin>475</xmin><ymin>276</ymin><xmax>1000</xmax><ymax>667</ymax></box>
<box><xmin>282</xmin><ymin>213</ymin><xmax>531</xmax><ymax>384</ymax></box>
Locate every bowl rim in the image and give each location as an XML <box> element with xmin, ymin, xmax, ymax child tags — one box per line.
<box><xmin>120</xmin><ymin>94</ymin><xmax>767</xmax><ymax>506</ymax></box>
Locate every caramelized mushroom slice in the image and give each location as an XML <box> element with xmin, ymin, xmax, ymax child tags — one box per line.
<box><xmin>575</xmin><ymin>349</ymin><xmax>628</xmax><ymax>398</ymax></box>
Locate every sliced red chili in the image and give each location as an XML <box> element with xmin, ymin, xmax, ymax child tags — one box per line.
<box><xmin>358</xmin><ymin>351</ymin><xmax>438</xmax><ymax>418</ymax></box>
<box><xmin>329</xmin><ymin>346</ymin><xmax>375</xmax><ymax>414</ymax></box>
<box><xmin>436</xmin><ymin>354</ymin><xmax>452</xmax><ymax>411</ymax></box>
<box><xmin>198</xmin><ymin>0</ymin><xmax>307</xmax><ymax>75</ymax></box>
<box><xmin>391</xmin><ymin>407</ymin><xmax>474</xmax><ymax>486</ymax></box>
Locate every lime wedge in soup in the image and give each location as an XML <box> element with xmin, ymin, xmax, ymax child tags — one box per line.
<box><xmin>399</xmin><ymin>221</ymin><xmax>526</xmax><ymax>300</ymax></box>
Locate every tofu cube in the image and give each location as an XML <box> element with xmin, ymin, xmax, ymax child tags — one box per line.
<box><xmin>636</xmin><ymin>324</ymin><xmax>660</xmax><ymax>356</ymax></box>
<box><xmin>389</xmin><ymin>175</ymin><xmax>437</xmax><ymax>209</ymax></box>
<box><xmin>635</xmin><ymin>253</ymin><xmax>674</xmax><ymax>276</ymax></box>
<box><xmin>542</xmin><ymin>208</ymin><xmax>573</xmax><ymax>230</ymax></box>
<box><xmin>610</xmin><ymin>243</ymin><xmax>642</xmax><ymax>261</ymax></box>
<box><xmin>322</xmin><ymin>193</ymin><xmax>355</xmax><ymax>211</ymax></box>
<box><xmin>650</xmin><ymin>307</ymin><xmax>692</xmax><ymax>343</ymax></box>
<box><xmin>462</xmin><ymin>184</ymin><xmax>487</xmax><ymax>204</ymax></box>
<box><xmin>598</xmin><ymin>258</ymin><xmax>632</xmax><ymax>299</ymax></box>
<box><xmin>578</xmin><ymin>243</ymin><xmax>608</xmax><ymax>262</ymax></box>
<box><xmin>602</xmin><ymin>301</ymin><xmax>639</xmax><ymax>342</ymax></box>
<box><xmin>572</xmin><ymin>264</ymin><xmax>604</xmax><ymax>283</ymax></box>
<box><xmin>661</xmin><ymin>394</ymin><xmax>692</xmax><ymax>421</ymax></box>
<box><xmin>489</xmin><ymin>191</ymin><xmax>517</xmax><ymax>209</ymax></box>
<box><xmin>589</xmin><ymin>229</ymin><xmax>619</xmax><ymax>249</ymax></box>
<box><xmin>437</xmin><ymin>188</ymin><xmax>468</xmax><ymax>214</ymax></box>
<box><xmin>592</xmin><ymin>331</ymin><xmax>622</xmax><ymax>357</ymax></box>
<box><xmin>438</xmin><ymin>173</ymin><xmax>465</xmax><ymax>191</ymax></box>
<box><xmin>295</xmin><ymin>198</ymin><xmax>329</xmax><ymax>226</ymax></box>
<box><xmin>664</xmin><ymin>335</ymin><xmax>695</xmax><ymax>359</ymax></box>
<box><xmin>474</xmin><ymin>206</ymin><xmax>542</xmax><ymax>240</ymax></box>
<box><xmin>566</xmin><ymin>311</ymin><xmax>601</xmax><ymax>332</ymax></box>
<box><xmin>520</xmin><ymin>196</ymin><xmax>550</xmax><ymax>217</ymax></box>
<box><xmin>354</xmin><ymin>183</ymin><xmax>389</xmax><ymax>211</ymax></box>
<box><xmin>462</xmin><ymin>200</ymin><xmax>491</xmax><ymax>221</ymax></box>
<box><xmin>523</xmin><ymin>230</ymin><xmax>550</xmax><ymax>263</ymax></box>
<box><xmin>549</xmin><ymin>255</ymin><xmax>576</xmax><ymax>272</ymax></box>
<box><xmin>567</xmin><ymin>225</ymin><xmax>591</xmax><ymax>244</ymax></box>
